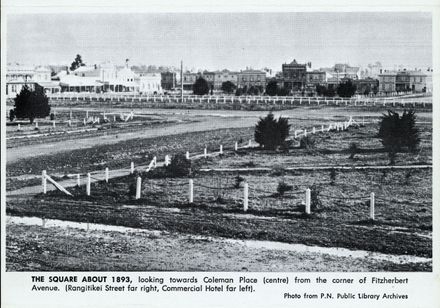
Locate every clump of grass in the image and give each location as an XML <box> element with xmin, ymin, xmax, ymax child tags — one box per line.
<box><xmin>348</xmin><ymin>142</ymin><xmax>359</xmax><ymax>159</ymax></box>
<box><xmin>330</xmin><ymin>168</ymin><xmax>337</xmax><ymax>185</ymax></box>
<box><xmin>276</xmin><ymin>180</ymin><xmax>293</xmax><ymax>197</ymax></box>
<box><xmin>234</xmin><ymin>175</ymin><xmax>245</xmax><ymax>189</ymax></box>
<box><xmin>299</xmin><ymin>136</ymin><xmax>316</xmax><ymax>151</ymax></box>
<box><xmin>243</xmin><ymin>160</ymin><xmax>256</xmax><ymax>168</ymax></box>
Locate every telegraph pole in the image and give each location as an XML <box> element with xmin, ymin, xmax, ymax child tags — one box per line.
<box><xmin>181</xmin><ymin>60</ymin><xmax>184</xmax><ymax>103</ymax></box>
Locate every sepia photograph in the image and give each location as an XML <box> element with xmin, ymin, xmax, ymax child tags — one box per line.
<box><xmin>4</xmin><ymin>11</ymin><xmax>433</xmax><ymax>273</ymax></box>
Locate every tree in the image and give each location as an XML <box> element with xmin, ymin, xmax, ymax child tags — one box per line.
<box><xmin>221</xmin><ymin>81</ymin><xmax>236</xmax><ymax>94</ymax></box>
<box><xmin>14</xmin><ymin>86</ymin><xmax>51</xmax><ymax>123</ymax></box>
<box><xmin>377</xmin><ymin>110</ymin><xmax>420</xmax><ymax>165</ymax></box>
<box><xmin>70</xmin><ymin>54</ymin><xmax>85</xmax><ymax>71</ymax></box>
<box><xmin>265</xmin><ymin>80</ymin><xmax>278</xmax><ymax>96</ymax></box>
<box><xmin>193</xmin><ymin>77</ymin><xmax>210</xmax><ymax>95</ymax></box>
<box><xmin>254</xmin><ymin>113</ymin><xmax>291</xmax><ymax>150</ymax></box>
<box><xmin>337</xmin><ymin>79</ymin><xmax>357</xmax><ymax>98</ymax></box>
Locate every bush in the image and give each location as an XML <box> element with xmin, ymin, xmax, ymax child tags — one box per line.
<box><xmin>234</xmin><ymin>175</ymin><xmax>245</xmax><ymax>188</ymax></box>
<box><xmin>254</xmin><ymin>113</ymin><xmax>291</xmax><ymax>150</ymax></box>
<box><xmin>193</xmin><ymin>77</ymin><xmax>210</xmax><ymax>95</ymax></box>
<box><xmin>221</xmin><ymin>81</ymin><xmax>236</xmax><ymax>94</ymax></box>
<box><xmin>166</xmin><ymin>153</ymin><xmax>192</xmax><ymax>177</ymax></box>
<box><xmin>14</xmin><ymin>86</ymin><xmax>51</xmax><ymax>123</ymax></box>
<box><xmin>377</xmin><ymin>110</ymin><xmax>420</xmax><ymax>165</ymax></box>
<box><xmin>265</xmin><ymin>80</ymin><xmax>278</xmax><ymax>96</ymax></box>
<box><xmin>299</xmin><ymin>135</ymin><xmax>316</xmax><ymax>150</ymax></box>
<box><xmin>337</xmin><ymin>79</ymin><xmax>357</xmax><ymax>98</ymax></box>
<box><xmin>276</xmin><ymin>180</ymin><xmax>293</xmax><ymax>196</ymax></box>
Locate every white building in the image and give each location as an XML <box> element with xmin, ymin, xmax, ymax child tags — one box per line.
<box><xmin>6</xmin><ymin>64</ymin><xmax>59</xmax><ymax>98</ymax></box>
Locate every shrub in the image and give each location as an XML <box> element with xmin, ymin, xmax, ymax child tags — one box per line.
<box><xmin>221</xmin><ymin>81</ymin><xmax>236</xmax><ymax>94</ymax></box>
<box><xmin>254</xmin><ymin>113</ymin><xmax>291</xmax><ymax>150</ymax></box>
<box><xmin>265</xmin><ymin>80</ymin><xmax>278</xmax><ymax>96</ymax></box>
<box><xmin>234</xmin><ymin>175</ymin><xmax>245</xmax><ymax>188</ymax></box>
<box><xmin>166</xmin><ymin>153</ymin><xmax>192</xmax><ymax>177</ymax></box>
<box><xmin>193</xmin><ymin>77</ymin><xmax>210</xmax><ymax>95</ymax></box>
<box><xmin>277</xmin><ymin>180</ymin><xmax>293</xmax><ymax>196</ymax></box>
<box><xmin>377</xmin><ymin>110</ymin><xmax>420</xmax><ymax>165</ymax></box>
<box><xmin>299</xmin><ymin>135</ymin><xmax>316</xmax><ymax>150</ymax></box>
<box><xmin>336</xmin><ymin>79</ymin><xmax>357</xmax><ymax>98</ymax></box>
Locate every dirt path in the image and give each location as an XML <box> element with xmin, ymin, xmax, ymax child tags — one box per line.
<box><xmin>6</xmin><ymin>117</ymin><xmax>252</xmax><ymax>163</ymax></box>
<box><xmin>6</xmin><ymin>219</ymin><xmax>431</xmax><ymax>271</ymax></box>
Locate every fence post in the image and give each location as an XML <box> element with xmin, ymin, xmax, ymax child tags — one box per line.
<box><xmin>164</xmin><ymin>155</ymin><xmax>170</xmax><ymax>166</ymax></box>
<box><xmin>243</xmin><ymin>182</ymin><xmax>249</xmax><ymax>212</ymax></box>
<box><xmin>370</xmin><ymin>192</ymin><xmax>375</xmax><ymax>220</ymax></box>
<box><xmin>312</xmin><ymin>127</ymin><xmax>316</xmax><ymax>134</ymax></box>
<box><xmin>189</xmin><ymin>179</ymin><xmax>194</xmax><ymax>203</ymax></box>
<box><xmin>105</xmin><ymin>167</ymin><xmax>109</xmax><ymax>183</ymax></box>
<box><xmin>234</xmin><ymin>142</ymin><xmax>238</xmax><ymax>151</ymax></box>
<box><xmin>305</xmin><ymin>188</ymin><xmax>311</xmax><ymax>214</ymax></box>
<box><xmin>248</xmin><ymin>139</ymin><xmax>252</xmax><ymax>147</ymax></box>
<box><xmin>42</xmin><ymin>170</ymin><xmax>47</xmax><ymax>194</ymax></box>
<box><xmin>135</xmin><ymin>176</ymin><xmax>142</xmax><ymax>199</ymax></box>
<box><xmin>204</xmin><ymin>148</ymin><xmax>207</xmax><ymax>158</ymax></box>
<box><xmin>52</xmin><ymin>121</ymin><xmax>56</xmax><ymax>128</ymax></box>
<box><xmin>68</xmin><ymin>120</ymin><xmax>71</xmax><ymax>127</ymax></box>
<box><xmin>130</xmin><ymin>162</ymin><xmax>134</xmax><ymax>174</ymax></box>
<box><xmin>321</xmin><ymin>125</ymin><xmax>324</xmax><ymax>132</ymax></box>
<box><xmin>219</xmin><ymin>145</ymin><xmax>223</xmax><ymax>155</ymax></box>
<box><xmin>35</xmin><ymin>122</ymin><xmax>38</xmax><ymax>128</ymax></box>
<box><xmin>77</xmin><ymin>174</ymin><xmax>80</xmax><ymax>186</ymax></box>
<box><xmin>86</xmin><ymin>110</ymin><xmax>89</xmax><ymax>118</ymax></box>
<box><xmin>86</xmin><ymin>173</ymin><xmax>91</xmax><ymax>196</ymax></box>
<box><xmin>186</xmin><ymin>151</ymin><xmax>190</xmax><ymax>160</ymax></box>
<box><xmin>153</xmin><ymin>156</ymin><xmax>157</xmax><ymax>167</ymax></box>
<box><xmin>304</xmin><ymin>129</ymin><xmax>307</xmax><ymax>137</ymax></box>
<box><xmin>18</xmin><ymin>124</ymin><xmax>21</xmax><ymax>131</ymax></box>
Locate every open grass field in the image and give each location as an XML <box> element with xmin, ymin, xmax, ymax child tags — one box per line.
<box><xmin>6</xmin><ymin>105</ymin><xmax>432</xmax><ymax>271</ymax></box>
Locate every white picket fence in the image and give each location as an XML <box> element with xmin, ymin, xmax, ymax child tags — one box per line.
<box><xmin>47</xmin><ymin>92</ymin><xmax>432</xmax><ymax>108</ymax></box>
<box><xmin>37</xmin><ymin>114</ymin><xmax>384</xmax><ymax>220</ymax></box>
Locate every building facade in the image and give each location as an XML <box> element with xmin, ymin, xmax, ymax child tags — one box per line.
<box><xmin>237</xmin><ymin>70</ymin><xmax>266</xmax><ymax>89</ymax></box>
<box><xmin>378</xmin><ymin>71</ymin><xmax>397</xmax><ymax>93</ymax></box>
<box><xmin>213</xmin><ymin>70</ymin><xmax>239</xmax><ymax>90</ymax></box>
<box><xmin>378</xmin><ymin>70</ymin><xmax>427</xmax><ymax>94</ymax></box>
<box><xmin>6</xmin><ymin>65</ymin><xmax>55</xmax><ymax>98</ymax></box>
<box><xmin>282</xmin><ymin>59</ymin><xmax>307</xmax><ymax>91</ymax></box>
<box><xmin>161</xmin><ymin>72</ymin><xmax>176</xmax><ymax>91</ymax></box>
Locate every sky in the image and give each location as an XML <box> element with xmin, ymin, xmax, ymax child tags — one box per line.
<box><xmin>6</xmin><ymin>12</ymin><xmax>432</xmax><ymax>71</ymax></box>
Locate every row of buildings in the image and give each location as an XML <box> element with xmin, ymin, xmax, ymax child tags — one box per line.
<box><xmin>5</xmin><ymin>59</ymin><xmax>432</xmax><ymax>98</ymax></box>
<box><xmin>5</xmin><ymin>60</ymin><xmax>162</xmax><ymax>98</ymax></box>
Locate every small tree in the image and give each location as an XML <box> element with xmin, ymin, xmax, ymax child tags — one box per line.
<box><xmin>14</xmin><ymin>86</ymin><xmax>51</xmax><ymax>123</ymax></box>
<box><xmin>337</xmin><ymin>79</ymin><xmax>357</xmax><ymax>98</ymax></box>
<box><xmin>254</xmin><ymin>113</ymin><xmax>291</xmax><ymax>150</ymax></box>
<box><xmin>221</xmin><ymin>81</ymin><xmax>236</xmax><ymax>94</ymax></box>
<box><xmin>193</xmin><ymin>77</ymin><xmax>210</xmax><ymax>95</ymax></box>
<box><xmin>265</xmin><ymin>80</ymin><xmax>278</xmax><ymax>96</ymax></box>
<box><xmin>377</xmin><ymin>110</ymin><xmax>420</xmax><ymax>165</ymax></box>
<box><xmin>70</xmin><ymin>54</ymin><xmax>85</xmax><ymax>71</ymax></box>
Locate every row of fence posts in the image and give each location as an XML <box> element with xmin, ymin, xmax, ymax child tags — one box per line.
<box><xmin>40</xmin><ymin>134</ymin><xmax>376</xmax><ymax>219</ymax></box>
